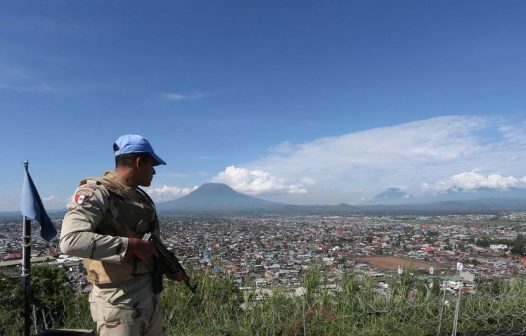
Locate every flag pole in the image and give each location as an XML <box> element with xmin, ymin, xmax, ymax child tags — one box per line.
<box><xmin>20</xmin><ymin>160</ymin><xmax>57</xmax><ymax>334</ymax></box>
<box><xmin>22</xmin><ymin>161</ymin><xmax>32</xmax><ymax>336</ymax></box>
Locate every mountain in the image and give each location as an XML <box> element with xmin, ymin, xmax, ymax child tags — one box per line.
<box><xmin>156</xmin><ymin>183</ymin><xmax>357</xmax><ymax>215</ymax></box>
<box><xmin>156</xmin><ymin>183</ymin><xmax>289</xmax><ymax>213</ymax></box>
<box><xmin>0</xmin><ymin>211</ymin><xmax>22</xmax><ymax>220</ymax></box>
<box><xmin>5</xmin><ymin>184</ymin><xmax>526</xmax><ymax>218</ymax></box>
<box><xmin>374</xmin><ymin>188</ymin><xmax>413</xmax><ymax>203</ymax></box>
<box><xmin>156</xmin><ymin>183</ymin><xmax>526</xmax><ymax>215</ymax></box>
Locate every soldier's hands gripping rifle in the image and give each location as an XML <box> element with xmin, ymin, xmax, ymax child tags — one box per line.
<box><xmin>142</xmin><ymin>232</ymin><xmax>197</xmax><ymax>294</ymax></box>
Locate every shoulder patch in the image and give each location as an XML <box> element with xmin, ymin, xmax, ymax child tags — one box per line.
<box><xmin>74</xmin><ymin>185</ymin><xmax>99</xmax><ymax>205</ymax></box>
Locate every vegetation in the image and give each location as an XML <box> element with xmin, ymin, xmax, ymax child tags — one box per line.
<box><xmin>0</xmin><ymin>269</ymin><xmax>24</xmax><ymax>334</ymax></box>
<box><xmin>476</xmin><ymin>234</ymin><xmax>526</xmax><ymax>256</ymax></box>
<box><xmin>1</xmin><ymin>264</ymin><xmax>526</xmax><ymax>335</ymax></box>
<box><xmin>0</xmin><ymin>264</ymin><xmax>93</xmax><ymax>335</ymax></box>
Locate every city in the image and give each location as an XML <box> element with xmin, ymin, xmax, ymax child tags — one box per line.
<box><xmin>2</xmin><ymin>213</ymin><xmax>526</xmax><ymax>296</ymax></box>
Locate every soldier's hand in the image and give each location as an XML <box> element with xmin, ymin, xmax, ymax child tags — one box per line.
<box><xmin>167</xmin><ymin>271</ymin><xmax>184</xmax><ymax>282</ymax></box>
<box><xmin>126</xmin><ymin>237</ymin><xmax>159</xmax><ymax>262</ymax></box>
<box><xmin>522</xmin><ymin>257</ymin><xmax>526</xmax><ymax>268</ymax></box>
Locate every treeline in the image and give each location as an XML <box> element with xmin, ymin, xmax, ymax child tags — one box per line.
<box><xmin>1</xmin><ymin>264</ymin><xmax>526</xmax><ymax>335</ymax></box>
<box><xmin>475</xmin><ymin>234</ymin><xmax>526</xmax><ymax>256</ymax></box>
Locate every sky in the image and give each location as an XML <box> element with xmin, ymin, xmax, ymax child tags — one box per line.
<box><xmin>1</xmin><ymin>0</ymin><xmax>526</xmax><ymax>211</ymax></box>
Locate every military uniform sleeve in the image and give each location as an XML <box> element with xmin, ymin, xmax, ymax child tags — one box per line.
<box><xmin>59</xmin><ymin>183</ymin><xmax>128</xmax><ymax>263</ymax></box>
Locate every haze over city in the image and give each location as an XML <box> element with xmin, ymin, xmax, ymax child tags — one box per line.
<box><xmin>1</xmin><ymin>1</ymin><xmax>526</xmax><ymax>211</ymax></box>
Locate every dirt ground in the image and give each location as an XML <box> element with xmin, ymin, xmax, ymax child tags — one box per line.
<box><xmin>355</xmin><ymin>256</ymin><xmax>435</xmax><ymax>271</ymax></box>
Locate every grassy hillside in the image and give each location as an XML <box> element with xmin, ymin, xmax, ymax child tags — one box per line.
<box><xmin>1</xmin><ymin>264</ymin><xmax>525</xmax><ymax>335</ymax></box>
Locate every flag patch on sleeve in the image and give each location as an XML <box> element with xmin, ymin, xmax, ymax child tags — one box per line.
<box><xmin>74</xmin><ymin>188</ymin><xmax>94</xmax><ymax>205</ymax></box>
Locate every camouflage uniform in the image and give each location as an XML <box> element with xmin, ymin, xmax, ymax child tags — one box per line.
<box><xmin>60</xmin><ymin>171</ymin><xmax>163</xmax><ymax>336</ymax></box>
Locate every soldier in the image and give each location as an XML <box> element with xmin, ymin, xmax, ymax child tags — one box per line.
<box><xmin>60</xmin><ymin>134</ymin><xmax>181</xmax><ymax>336</ymax></box>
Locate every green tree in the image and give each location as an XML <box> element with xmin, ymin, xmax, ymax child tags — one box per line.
<box><xmin>476</xmin><ymin>236</ymin><xmax>491</xmax><ymax>248</ymax></box>
<box><xmin>31</xmin><ymin>264</ymin><xmax>76</xmax><ymax>329</ymax></box>
<box><xmin>0</xmin><ymin>272</ymin><xmax>24</xmax><ymax>335</ymax></box>
<box><xmin>0</xmin><ymin>264</ymin><xmax>77</xmax><ymax>335</ymax></box>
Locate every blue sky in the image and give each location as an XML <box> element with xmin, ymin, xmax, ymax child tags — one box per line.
<box><xmin>1</xmin><ymin>1</ymin><xmax>526</xmax><ymax>210</ymax></box>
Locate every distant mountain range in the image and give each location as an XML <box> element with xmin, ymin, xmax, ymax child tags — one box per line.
<box><xmin>371</xmin><ymin>187</ymin><xmax>526</xmax><ymax>205</ymax></box>
<box><xmin>0</xmin><ymin>209</ymin><xmax>65</xmax><ymax>220</ymax></box>
<box><xmin>156</xmin><ymin>183</ymin><xmax>526</xmax><ymax>215</ymax></box>
<box><xmin>3</xmin><ymin>183</ymin><xmax>526</xmax><ymax>219</ymax></box>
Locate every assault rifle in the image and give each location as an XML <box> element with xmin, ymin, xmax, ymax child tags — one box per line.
<box><xmin>142</xmin><ymin>232</ymin><xmax>197</xmax><ymax>294</ymax></box>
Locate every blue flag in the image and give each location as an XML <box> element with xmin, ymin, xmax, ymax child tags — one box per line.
<box><xmin>20</xmin><ymin>164</ymin><xmax>57</xmax><ymax>241</ymax></box>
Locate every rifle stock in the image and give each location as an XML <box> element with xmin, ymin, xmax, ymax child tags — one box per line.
<box><xmin>142</xmin><ymin>232</ymin><xmax>197</xmax><ymax>294</ymax></box>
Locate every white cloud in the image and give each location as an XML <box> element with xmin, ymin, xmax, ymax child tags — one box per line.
<box><xmin>255</xmin><ymin>116</ymin><xmax>489</xmax><ymax>171</ymax></box>
<box><xmin>499</xmin><ymin>122</ymin><xmax>526</xmax><ymax>146</ymax></box>
<box><xmin>230</xmin><ymin>115</ymin><xmax>526</xmax><ymax>203</ymax></box>
<box><xmin>43</xmin><ymin>195</ymin><xmax>59</xmax><ymax>202</ymax></box>
<box><xmin>0</xmin><ymin>66</ymin><xmax>58</xmax><ymax>93</ymax></box>
<box><xmin>428</xmin><ymin>170</ymin><xmax>521</xmax><ymax>192</ymax></box>
<box><xmin>0</xmin><ymin>82</ymin><xmax>56</xmax><ymax>93</ymax></box>
<box><xmin>162</xmin><ymin>92</ymin><xmax>205</xmax><ymax>102</ymax></box>
<box><xmin>301</xmin><ymin>177</ymin><xmax>317</xmax><ymax>186</ymax></box>
<box><xmin>213</xmin><ymin>166</ymin><xmax>307</xmax><ymax>195</ymax></box>
<box><xmin>145</xmin><ymin>185</ymin><xmax>197</xmax><ymax>202</ymax></box>
<box><xmin>42</xmin><ymin>195</ymin><xmax>68</xmax><ymax>209</ymax></box>
<box><xmin>269</xmin><ymin>141</ymin><xmax>295</xmax><ymax>154</ymax></box>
